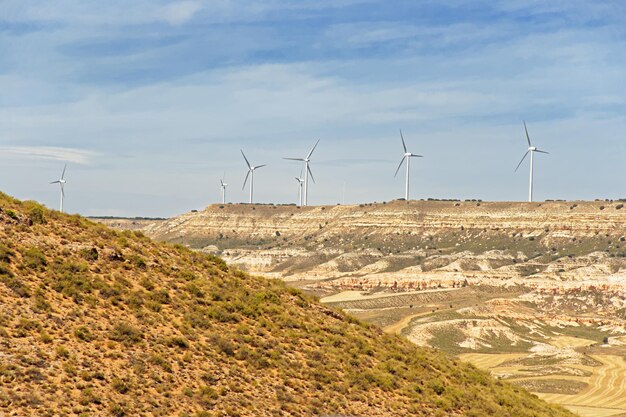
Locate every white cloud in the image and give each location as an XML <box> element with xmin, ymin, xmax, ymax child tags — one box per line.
<box><xmin>0</xmin><ymin>146</ymin><xmax>98</xmax><ymax>165</ymax></box>
<box><xmin>162</xmin><ymin>1</ymin><xmax>203</xmax><ymax>25</ymax></box>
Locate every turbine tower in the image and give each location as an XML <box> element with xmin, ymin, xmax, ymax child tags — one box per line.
<box><xmin>515</xmin><ymin>121</ymin><xmax>549</xmax><ymax>202</ymax></box>
<box><xmin>50</xmin><ymin>164</ymin><xmax>67</xmax><ymax>213</ymax></box>
<box><xmin>284</xmin><ymin>139</ymin><xmax>319</xmax><ymax>206</ymax></box>
<box><xmin>295</xmin><ymin>168</ymin><xmax>305</xmax><ymax>206</ymax></box>
<box><xmin>219</xmin><ymin>173</ymin><xmax>228</xmax><ymax>204</ymax></box>
<box><xmin>394</xmin><ymin>130</ymin><xmax>423</xmax><ymax>200</ymax></box>
<box><xmin>241</xmin><ymin>150</ymin><xmax>266</xmax><ymax>204</ymax></box>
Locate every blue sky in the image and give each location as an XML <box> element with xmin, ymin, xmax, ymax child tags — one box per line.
<box><xmin>1</xmin><ymin>0</ymin><xmax>625</xmax><ymax>216</ymax></box>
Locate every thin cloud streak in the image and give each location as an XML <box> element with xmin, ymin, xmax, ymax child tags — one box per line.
<box><xmin>0</xmin><ymin>147</ymin><xmax>98</xmax><ymax>165</ymax></box>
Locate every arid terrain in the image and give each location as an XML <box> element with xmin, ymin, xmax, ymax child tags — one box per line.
<box><xmin>0</xmin><ymin>193</ymin><xmax>577</xmax><ymax>417</ymax></box>
<box><xmin>96</xmin><ymin>199</ymin><xmax>626</xmax><ymax>416</ymax></box>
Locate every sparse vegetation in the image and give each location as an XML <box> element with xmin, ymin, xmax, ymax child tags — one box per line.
<box><xmin>0</xmin><ymin>193</ymin><xmax>575</xmax><ymax>416</ymax></box>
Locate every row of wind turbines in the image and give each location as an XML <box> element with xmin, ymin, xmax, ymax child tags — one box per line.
<box><xmin>48</xmin><ymin>122</ymin><xmax>547</xmax><ymax>212</ymax></box>
<box><xmin>219</xmin><ymin>122</ymin><xmax>548</xmax><ymax>206</ymax></box>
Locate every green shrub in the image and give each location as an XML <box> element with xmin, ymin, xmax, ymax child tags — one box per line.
<box><xmin>74</xmin><ymin>326</ymin><xmax>95</xmax><ymax>342</ymax></box>
<box><xmin>79</xmin><ymin>247</ymin><xmax>99</xmax><ymax>262</ymax></box>
<box><xmin>28</xmin><ymin>206</ymin><xmax>46</xmax><ymax>225</ymax></box>
<box><xmin>110</xmin><ymin>322</ymin><xmax>143</xmax><ymax>345</ymax></box>
<box><xmin>139</xmin><ymin>276</ymin><xmax>155</xmax><ymax>290</ymax></box>
<box><xmin>112</xmin><ymin>377</ymin><xmax>131</xmax><ymax>394</ymax></box>
<box><xmin>109</xmin><ymin>403</ymin><xmax>127</xmax><ymax>417</ymax></box>
<box><xmin>166</xmin><ymin>336</ymin><xmax>190</xmax><ymax>349</ymax></box>
<box><xmin>185</xmin><ymin>282</ymin><xmax>204</xmax><ymax>298</ymax></box>
<box><xmin>129</xmin><ymin>255</ymin><xmax>146</xmax><ymax>269</ymax></box>
<box><xmin>23</xmin><ymin>248</ymin><xmax>47</xmax><ymax>270</ymax></box>
<box><xmin>56</xmin><ymin>345</ymin><xmax>70</xmax><ymax>358</ymax></box>
<box><xmin>0</xmin><ymin>244</ymin><xmax>14</xmax><ymax>263</ymax></box>
<box><xmin>178</xmin><ymin>270</ymin><xmax>197</xmax><ymax>281</ymax></box>
<box><xmin>0</xmin><ymin>274</ymin><xmax>31</xmax><ymax>298</ymax></box>
<box><xmin>148</xmin><ymin>354</ymin><xmax>172</xmax><ymax>372</ymax></box>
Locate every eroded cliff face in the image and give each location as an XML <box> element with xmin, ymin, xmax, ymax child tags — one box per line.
<box><xmin>117</xmin><ymin>200</ymin><xmax>625</xmax><ymax>288</ymax></box>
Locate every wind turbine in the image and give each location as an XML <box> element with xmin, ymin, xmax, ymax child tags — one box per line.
<box><xmin>284</xmin><ymin>139</ymin><xmax>319</xmax><ymax>206</ymax></box>
<box><xmin>515</xmin><ymin>121</ymin><xmax>549</xmax><ymax>202</ymax></box>
<box><xmin>241</xmin><ymin>150</ymin><xmax>266</xmax><ymax>204</ymax></box>
<box><xmin>50</xmin><ymin>164</ymin><xmax>67</xmax><ymax>213</ymax></box>
<box><xmin>219</xmin><ymin>173</ymin><xmax>228</xmax><ymax>204</ymax></box>
<box><xmin>394</xmin><ymin>130</ymin><xmax>423</xmax><ymax>200</ymax></box>
<box><xmin>295</xmin><ymin>167</ymin><xmax>305</xmax><ymax>206</ymax></box>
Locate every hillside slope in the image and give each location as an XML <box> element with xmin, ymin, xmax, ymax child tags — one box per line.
<box><xmin>0</xmin><ymin>193</ymin><xmax>575</xmax><ymax>417</ymax></box>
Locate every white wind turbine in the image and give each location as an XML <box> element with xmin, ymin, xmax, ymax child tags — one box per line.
<box><xmin>50</xmin><ymin>164</ymin><xmax>67</xmax><ymax>213</ymax></box>
<box><xmin>219</xmin><ymin>173</ymin><xmax>228</xmax><ymax>204</ymax></box>
<box><xmin>295</xmin><ymin>167</ymin><xmax>305</xmax><ymax>206</ymax></box>
<box><xmin>241</xmin><ymin>150</ymin><xmax>266</xmax><ymax>204</ymax></box>
<box><xmin>284</xmin><ymin>139</ymin><xmax>319</xmax><ymax>206</ymax></box>
<box><xmin>394</xmin><ymin>130</ymin><xmax>423</xmax><ymax>200</ymax></box>
<box><xmin>515</xmin><ymin>121</ymin><xmax>549</xmax><ymax>202</ymax></box>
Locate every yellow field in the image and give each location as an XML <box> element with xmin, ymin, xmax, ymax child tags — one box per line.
<box><xmin>460</xmin><ymin>353</ymin><xmax>626</xmax><ymax>417</ymax></box>
<box><xmin>551</xmin><ymin>336</ymin><xmax>597</xmax><ymax>349</ymax></box>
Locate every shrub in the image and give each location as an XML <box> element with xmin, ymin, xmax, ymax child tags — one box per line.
<box><xmin>109</xmin><ymin>322</ymin><xmax>143</xmax><ymax>345</ymax></box>
<box><xmin>56</xmin><ymin>345</ymin><xmax>70</xmax><ymax>358</ymax></box>
<box><xmin>150</xmin><ymin>289</ymin><xmax>171</xmax><ymax>305</ymax></box>
<box><xmin>205</xmin><ymin>254</ymin><xmax>228</xmax><ymax>272</ymax></box>
<box><xmin>79</xmin><ymin>247</ymin><xmax>99</xmax><ymax>262</ymax></box>
<box><xmin>0</xmin><ymin>244</ymin><xmax>14</xmax><ymax>263</ymax></box>
<box><xmin>23</xmin><ymin>248</ymin><xmax>47</xmax><ymax>270</ymax></box>
<box><xmin>74</xmin><ymin>326</ymin><xmax>95</xmax><ymax>342</ymax></box>
<box><xmin>209</xmin><ymin>334</ymin><xmax>236</xmax><ymax>356</ymax></box>
<box><xmin>0</xmin><ymin>274</ymin><xmax>31</xmax><ymax>298</ymax></box>
<box><xmin>139</xmin><ymin>276</ymin><xmax>155</xmax><ymax>290</ymax></box>
<box><xmin>129</xmin><ymin>255</ymin><xmax>146</xmax><ymax>269</ymax></box>
<box><xmin>28</xmin><ymin>206</ymin><xmax>46</xmax><ymax>225</ymax></box>
<box><xmin>109</xmin><ymin>403</ymin><xmax>127</xmax><ymax>417</ymax></box>
<box><xmin>178</xmin><ymin>270</ymin><xmax>197</xmax><ymax>281</ymax></box>
<box><xmin>112</xmin><ymin>377</ymin><xmax>131</xmax><ymax>394</ymax></box>
<box><xmin>167</xmin><ymin>336</ymin><xmax>190</xmax><ymax>349</ymax></box>
<box><xmin>185</xmin><ymin>282</ymin><xmax>204</xmax><ymax>298</ymax></box>
<box><xmin>148</xmin><ymin>354</ymin><xmax>172</xmax><ymax>372</ymax></box>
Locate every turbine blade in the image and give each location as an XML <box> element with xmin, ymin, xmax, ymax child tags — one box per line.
<box><xmin>399</xmin><ymin>129</ymin><xmax>407</xmax><ymax>153</ymax></box>
<box><xmin>61</xmin><ymin>184</ymin><xmax>65</xmax><ymax>198</ymax></box>
<box><xmin>61</xmin><ymin>164</ymin><xmax>67</xmax><ymax>180</ymax></box>
<box><xmin>394</xmin><ymin>156</ymin><xmax>406</xmax><ymax>178</ymax></box>
<box><xmin>307</xmin><ymin>165</ymin><xmax>316</xmax><ymax>184</ymax></box>
<box><xmin>410</xmin><ymin>154</ymin><xmax>424</xmax><ymax>158</ymax></box>
<box><xmin>283</xmin><ymin>158</ymin><xmax>305</xmax><ymax>161</ymax></box>
<box><xmin>50</xmin><ymin>181</ymin><xmax>60</xmax><ymax>184</ymax></box>
<box><xmin>240</xmin><ymin>150</ymin><xmax>251</xmax><ymax>169</ymax></box>
<box><xmin>306</xmin><ymin>139</ymin><xmax>320</xmax><ymax>159</ymax></box>
<box><xmin>242</xmin><ymin>170</ymin><xmax>250</xmax><ymax>190</ymax></box>
<box><xmin>254</xmin><ymin>164</ymin><xmax>267</xmax><ymax>169</ymax></box>
<box><xmin>514</xmin><ymin>151</ymin><xmax>530</xmax><ymax>172</ymax></box>
<box><xmin>535</xmin><ymin>149</ymin><xmax>549</xmax><ymax>154</ymax></box>
<box><xmin>523</xmin><ymin>121</ymin><xmax>532</xmax><ymax>147</ymax></box>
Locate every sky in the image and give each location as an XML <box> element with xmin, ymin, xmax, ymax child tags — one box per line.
<box><xmin>1</xmin><ymin>0</ymin><xmax>625</xmax><ymax>217</ymax></box>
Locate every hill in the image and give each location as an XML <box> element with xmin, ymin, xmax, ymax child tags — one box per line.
<box><xmin>0</xmin><ymin>193</ymin><xmax>575</xmax><ymax>416</ymax></box>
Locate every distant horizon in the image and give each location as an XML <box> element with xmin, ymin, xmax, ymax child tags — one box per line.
<box><xmin>2</xmin><ymin>1</ymin><xmax>625</xmax><ymax>217</ymax></box>
<box><xmin>78</xmin><ymin>197</ymin><xmax>626</xmax><ymax>219</ymax></box>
